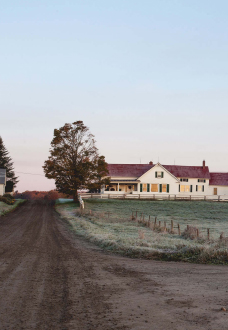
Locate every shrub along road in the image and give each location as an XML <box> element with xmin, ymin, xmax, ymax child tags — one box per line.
<box><xmin>0</xmin><ymin>201</ymin><xmax>227</xmax><ymax>330</ymax></box>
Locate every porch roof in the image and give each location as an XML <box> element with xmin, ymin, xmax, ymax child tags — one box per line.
<box><xmin>110</xmin><ymin>179</ymin><xmax>140</xmax><ymax>183</ymax></box>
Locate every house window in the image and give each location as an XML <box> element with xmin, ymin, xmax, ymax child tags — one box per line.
<box><xmin>180</xmin><ymin>178</ymin><xmax>188</xmax><ymax>182</ymax></box>
<box><xmin>198</xmin><ymin>179</ymin><xmax>206</xmax><ymax>183</ymax></box>
<box><xmin>180</xmin><ymin>185</ymin><xmax>192</xmax><ymax>193</ymax></box>
<box><xmin>142</xmin><ymin>184</ymin><xmax>147</xmax><ymax>192</ymax></box>
<box><xmin>159</xmin><ymin>184</ymin><xmax>169</xmax><ymax>193</ymax></box>
<box><xmin>196</xmin><ymin>185</ymin><xmax>204</xmax><ymax>192</ymax></box>
<box><xmin>162</xmin><ymin>184</ymin><xmax>167</xmax><ymax>192</ymax></box>
<box><xmin>151</xmin><ymin>184</ymin><xmax>158</xmax><ymax>192</ymax></box>
<box><xmin>155</xmin><ymin>171</ymin><xmax>164</xmax><ymax>178</ymax></box>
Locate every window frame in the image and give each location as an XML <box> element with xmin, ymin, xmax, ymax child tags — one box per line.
<box><xmin>151</xmin><ymin>184</ymin><xmax>158</xmax><ymax>192</ymax></box>
<box><xmin>155</xmin><ymin>171</ymin><xmax>164</xmax><ymax>178</ymax></box>
<box><xmin>198</xmin><ymin>179</ymin><xmax>206</xmax><ymax>183</ymax></box>
<box><xmin>180</xmin><ymin>184</ymin><xmax>193</xmax><ymax>193</ymax></box>
<box><xmin>180</xmin><ymin>178</ymin><xmax>189</xmax><ymax>182</ymax></box>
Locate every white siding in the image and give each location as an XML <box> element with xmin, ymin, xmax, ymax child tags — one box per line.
<box><xmin>208</xmin><ymin>185</ymin><xmax>228</xmax><ymax>195</ymax></box>
<box><xmin>137</xmin><ymin>164</ymin><xmax>179</xmax><ymax>194</ymax></box>
<box><xmin>178</xmin><ymin>179</ymin><xmax>210</xmax><ymax>195</ymax></box>
<box><xmin>0</xmin><ymin>184</ymin><xmax>5</xmax><ymax>196</ymax></box>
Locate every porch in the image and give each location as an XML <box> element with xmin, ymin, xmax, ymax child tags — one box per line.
<box><xmin>105</xmin><ymin>180</ymin><xmax>139</xmax><ymax>194</ymax></box>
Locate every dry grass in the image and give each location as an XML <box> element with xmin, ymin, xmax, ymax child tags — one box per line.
<box><xmin>0</xmin><ymin>199</ymin><xmax>25</xmax><ymax>216</ymax></box>
<box><xmin>138</xmin><ymin>230</ymin><xmax>145</xmax><ymax>239</ymax></box>
<box><xmin>56</xmin><ymin>199</ymin><xmax>228</xmax><ymax>264</ymax></box>
<box><xmin>181</xmin><ymin>226</ymin><xmax>201</xmax><ymax>240</ymax></box>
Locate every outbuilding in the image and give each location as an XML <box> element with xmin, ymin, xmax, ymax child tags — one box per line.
<box><xmin>0</xmin><ymin>169</ymin><xmax>6</xmax><ymax>196</ymax></box>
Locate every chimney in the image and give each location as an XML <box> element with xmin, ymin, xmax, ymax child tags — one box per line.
<box><xmin>202</xmin><ymin>160</ymin><xmax>206</xmax><ymax>169</ymax></box>
<box><xmin>149</xmin><ymin>161</ymin><xmax>153</xmax><ymax>165</ymax></box>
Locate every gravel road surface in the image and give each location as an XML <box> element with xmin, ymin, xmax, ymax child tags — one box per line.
<box><xmin>0</xmin><ymin>201</ymin><xmax>227</xmax><ymax>330</ymax></box>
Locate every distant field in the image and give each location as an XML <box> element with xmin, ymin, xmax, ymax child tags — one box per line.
<box><xmin>84</xmin><ymin>199</ymin><xmax>228</xmax><ymax>238</ymax></box>
<box><xmin>0</xmin><ymin>199</ymin><xmax>25</xmax><ymax>216</ymax></box>
<box><xmin>56</xmin><ymin>199</ymin><xmax>228</xmax><ymax>264</ymax></box>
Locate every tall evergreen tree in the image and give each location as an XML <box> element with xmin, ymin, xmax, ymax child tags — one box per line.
<box><xmin>0</xmin><ymin>136</ymin><xmax>19</xmax><ymax>192</ymax></box>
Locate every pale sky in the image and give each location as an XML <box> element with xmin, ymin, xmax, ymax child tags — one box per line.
<box><xmin>1</xmin><ymin>0</ymin><xmax>228</xmax><ymax>192</ymax></box>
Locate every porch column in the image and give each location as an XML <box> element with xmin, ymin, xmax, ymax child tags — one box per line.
<box><xmin>117</xmin><ymin>182</ymin><xmax>119</xmax><ymax>192</ymax></box>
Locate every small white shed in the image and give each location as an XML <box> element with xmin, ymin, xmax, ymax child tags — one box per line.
<box><xmin>0</xmin><ymin>169</ymin><xmax>6</xmax><ymax>196</ymax></box>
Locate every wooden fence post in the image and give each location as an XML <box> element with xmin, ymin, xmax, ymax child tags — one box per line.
<box><xmin>154</xmin><ymin>217</ymin><xmax>157</xmax><ymax>230</ymax></box>
<box><xmin>171</xmin><ymin>220</ymin><xmax>174</xmax><ymax>233</ymax></box>
<box><xmin>164</xmin><ymin>221</ymin><xmax>166</xmax><ymax>232</ymax></box>
<box><xmin>196</xmin><ymin>228</ymin><xmax>199</xmax><ymax>238</ymax></box>
<box><xmin>207</xmin><ymin>228</ymin><xmax>210</xmax><ymax>240</ymax></box>
<box><xmin>178</xmin><ymin>223</ymin><xmax>181</xmax><ymax>236</ymax></box>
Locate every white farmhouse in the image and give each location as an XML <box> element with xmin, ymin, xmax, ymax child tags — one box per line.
<box><xmin>103</xmin><ymin>161</ymin><xmax>228</xmax><ymax>197</ymax></box>
<box><xmin>0</xmin><ymin>169</ymin><xmax>6</xmax><ymax>196</ymax></box>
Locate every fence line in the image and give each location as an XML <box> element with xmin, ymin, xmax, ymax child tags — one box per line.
<box><xmin>76</xmin><ymin>198</ymin><xmax>224</xmax><ymax>241</ymax></box>
<box><xmin>132</xmin><ymin>212</ymin><xmax>215</xmax><ymax>240</ymax></box>
<box><xmin>80</xmin><ymin>193</ymin><xmax>228</xmax><ymax>202</ymax></box>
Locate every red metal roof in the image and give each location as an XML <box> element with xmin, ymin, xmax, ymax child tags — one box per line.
<box><xmin>107</xmin><ymin>164</ymin><xmax>211</xmax><ymax>179</ymax></box>
<box><xmin>209</xmin><ymin>173</ymin><xmax>228</xmax><ymax>186</ymax></box>
<box><xmin>107</xmin><ymin>164</ymin><xmax>154</xmax><ymax>178</ymax></box>
<box><xmin>163</xmin><ymin>165</ymin><xmax>210</xmax><ymax>179</ymax></box>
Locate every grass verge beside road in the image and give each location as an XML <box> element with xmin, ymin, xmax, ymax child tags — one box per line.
<box><xmin>0</xmin><ymin>199</ymin><xmax>26</xmax><ymax>216</ymax></box>
<box><xmin>56</xmin><ymin>199</ymin><xmax>228</xmax><ymax>265</ymax></box>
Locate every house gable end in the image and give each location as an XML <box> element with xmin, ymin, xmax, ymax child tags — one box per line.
<box><xmin>138</xmin><ymin>163</ymin><xmax>179</xmax><ymax>183</ymax></box>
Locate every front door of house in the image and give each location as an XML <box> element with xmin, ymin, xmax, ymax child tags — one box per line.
<box><xmin>214</xmin><ymin>188</ymin><xmax>217</xmax><ymax>195</ymax></box>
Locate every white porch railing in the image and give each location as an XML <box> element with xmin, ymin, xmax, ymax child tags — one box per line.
<box><xmin>79</xmin><ymin>193</ymin><xmax>228</xmax><ymax>202</ymax></box>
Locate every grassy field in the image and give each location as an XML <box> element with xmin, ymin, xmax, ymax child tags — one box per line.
<box><xmin>0</xmin><ymin>199</ymin><xmax>26</xmax><ymax>216</ymax></box>
<box><xmin>84</xmin><ymin>199</ymin><xmax>228</xmax><ymax>238</ymax></box>
<box><xmin>56</xmin><ymin>199</ymin><xmax>228</xmax><ymax>264</ymax></box>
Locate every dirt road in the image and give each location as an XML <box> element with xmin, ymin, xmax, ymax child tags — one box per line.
<box><xmin>0</xmin><ymin>201</ymin><xmax>227</xmax><ymax>330</ymax></box>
